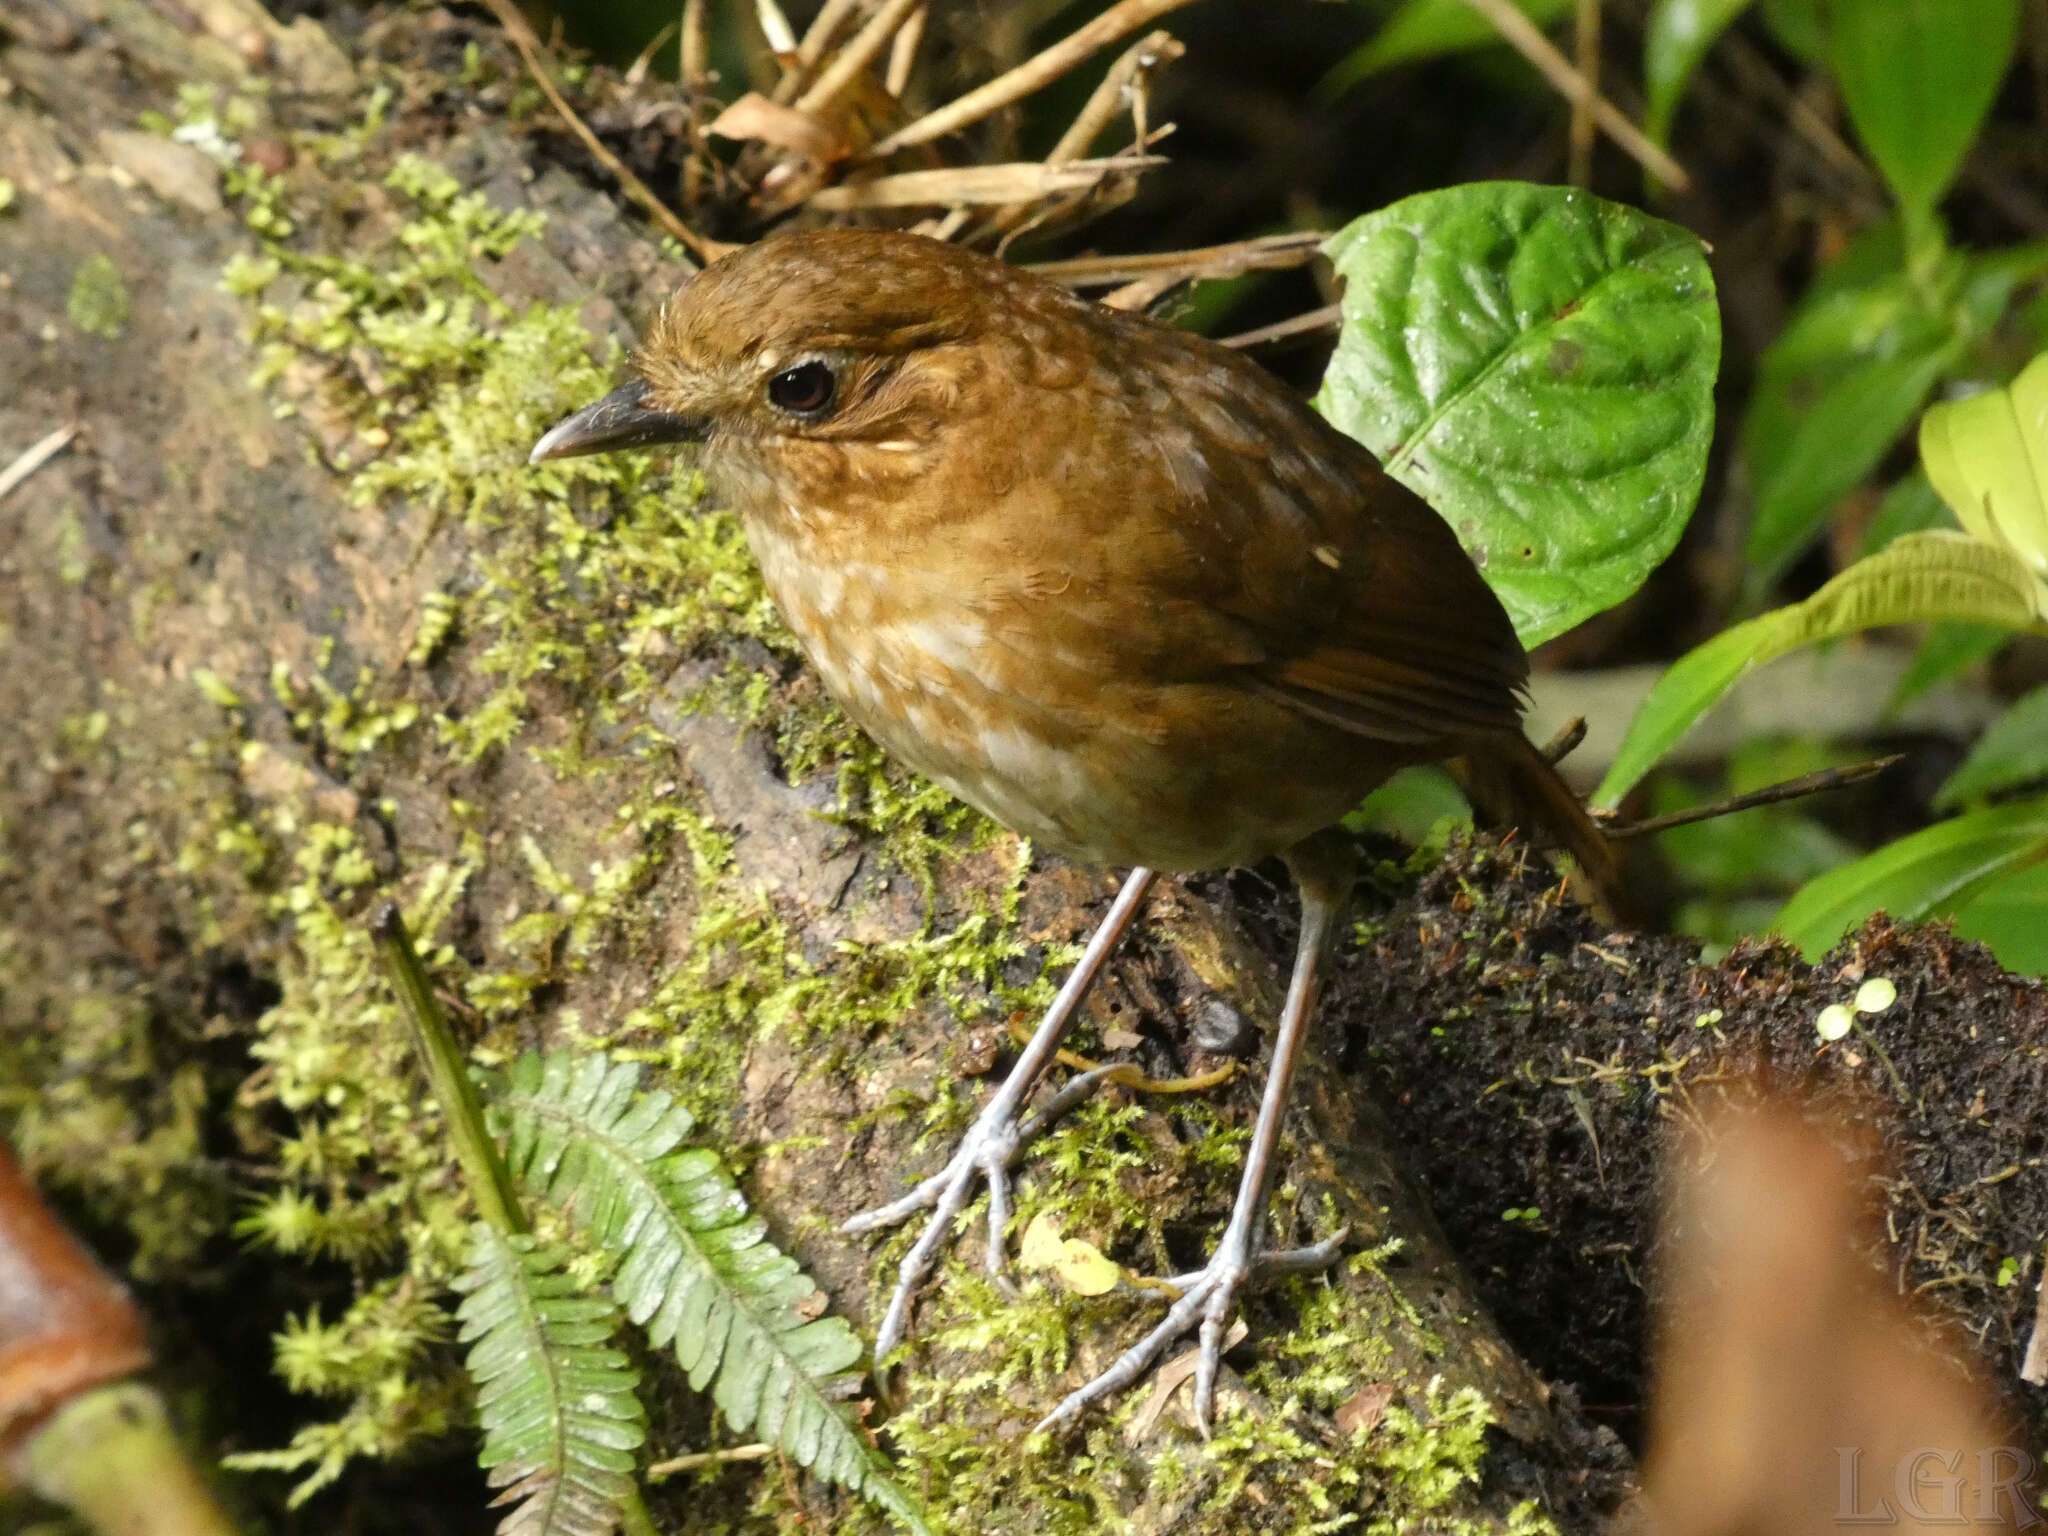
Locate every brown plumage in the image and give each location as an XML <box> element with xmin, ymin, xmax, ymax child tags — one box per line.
<box><xmin>532</xmin><ymin>228</ymin><xmax>1617</xmax><ymax>1431</ymax></box>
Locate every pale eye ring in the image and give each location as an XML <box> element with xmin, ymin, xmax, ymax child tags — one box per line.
<box><xmin>766</xmin><ymin>360</ymin><xmax>837</xmax><ymax>417</ymax></box>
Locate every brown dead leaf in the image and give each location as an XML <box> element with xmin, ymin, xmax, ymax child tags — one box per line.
<box><xmin>707</xmin><ymin>92</ymin><xmax>848</xmax><ymax>164</ymax></box>
<box><xmin>1333</xmin><ymin>1381</ymin><xmax>1394</xmax><ymax>1441</ymax></box>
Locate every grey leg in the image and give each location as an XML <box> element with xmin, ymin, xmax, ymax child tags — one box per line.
<box><xmin>1035</xmin><ymin>834</ymin><xmax>1356</xmax><ymax>1436</ymax></box>
<box><xmin>844</xmin><ymin>866</ymin><xmax>1159</xmax><ymax>1363</ymax></box>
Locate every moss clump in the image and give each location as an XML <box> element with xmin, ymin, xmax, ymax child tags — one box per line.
<box><xmin>67</xmin><ymin>252</ymin><xmax>130</xmax><ymax>339</ymax></box>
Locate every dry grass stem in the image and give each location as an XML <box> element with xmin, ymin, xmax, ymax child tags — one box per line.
<box><xmin>885</xmin><ymin>3</ymin><xmax>927</xmax><ymax>99</ymax></box>
<box><xmin>1459</xmin><ymin>0</ymin><xmax>1689</xmax><ymax>190</ymax></box>
<box><xmin>1027</xmin><ymin>230</ymin><xmax>1326</xmax><ymax>288</ymax></box>
<box><xmin>807</xmin><ymin>156</ymin><xmax>1163</xmax><ymax>210</ymax></box>
<box><xmin>625</xmin><ymin>18</ymin><xmax>679</xmax><ymax>85</ymax></box>
<box><xmin>755</xmin><ymin>0</ymin><xmax>798</xmax><ymax>56</ymax></box>
<box><xmin>1568</xmin><ymin>0</ymin><xmax>1599</xmax><ymax>186</ymax></box>
<box><xmin>681</xmin><ymin>0</ymin><xmax>709</xmax><ymax>85</ymax></box>
<box><xmin>986</xmin><ymin>29</ymin><xmax>1184</xmax><ymax>233</ymax></box>
<box><xmin>868</xmin><ymin>0</ymin><xmax>1201</xmax><ymax>156</ymax></box>
<box><xmin>1218</xmin><ymin>302</ymin><xmax>1343</xmax><ymax>350</ymax></box>
<box><xmin>794</xmin><ymin>0</ymin><xmax>926</xmax><ymax>114</ymax></box>
<box><xmin>482</xmin><ymin>0</ymin><xmax>727</xmax><ymax>260</ymax></box>
<box><xmin>646</xmin><ymin>1444</ymin><xmax>777</xmax><ymax>1478</ymax></box>
<box><xmin>0</xmin><ymin>424</ymin><xmax>77</xmax><ymax>507</ymax></box>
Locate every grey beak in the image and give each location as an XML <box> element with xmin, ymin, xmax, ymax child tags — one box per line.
<box><xmin>528</xmin><ymin>380</ymin><xmax>706</xmax><ymax>464</ymax></box>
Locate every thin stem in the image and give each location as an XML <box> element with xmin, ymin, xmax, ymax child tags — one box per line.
<box><xmin>372</xmin><ymin>903</ymin><xmax>527</xmax><ymax>1237</ymax></box>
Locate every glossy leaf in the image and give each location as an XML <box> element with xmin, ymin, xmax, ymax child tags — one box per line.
<box><xmin>1829</xmin><ymin>0</ymin><xmax>2020</xmax><ymax>234</ymax></box>
<box><xmin>1597</xmin><ymin>530</ymin><xmax>2044</xmax><ymax>806</ymax></box>
<box><xmin>1920</xmin><ymin>349</ymin><xmax>2048</xmax><ymax>604</ymax></box>
<box><xmin>1319</xmin><ymin>182</ymin><xmax>1720</xmax><ymax>645</ymax></box>
<box><xmin>1935</xmin><ymin>684</ymin><xmax>2048</xmax><ymax>808</ymax></box>
<box><xmin>1776</xmin><ymin>797</ymin><xmax>2048</xmax><ymax>961</ymax></box>
<box><xmin>1322</xmin><ymin>0</ymin><xmax>1576</xmax><ymax>93</ymax></box>
<box><xmin>1645</xmin><ymin>0</ymin><xmax>1757</xmax><ymax>146</ymax></box>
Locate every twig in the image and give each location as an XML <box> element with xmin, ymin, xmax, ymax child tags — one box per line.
<box><xmin>625</xmin><ymin>18</ymin><xmax>679</xmax><ymax>86</ymax></box>
<box><xmin>1539</xmin><ymin>716</ymin><xmax>1589</xmax><ymax>767</ymax></box>
<box><xmin>480</xmin><ymin>0</ymin><xmax>725</xmax><ymax>261</ymax></box>
<box><xmin>796</xmin><ymin>0</ymin><xmax>863</xmax><ymax>68</ymax></box>
<box><xmin>2021</xmin><ymin>1240</ymin><xmax>2048</xmax><ymax>1384</ymax></box>
<box><xmin>795</xmin><ymin>0</ymin><xmax>926</xmax><ymax>115</ymax></box>
<box><xmin>808</xmin><ymin>156</ymin><xmax>1163</xmax><ymax>210</ymax></box>
<box><xmin>1026</xmin><ymin>230</ymin><xmax>1326</xmax><ymax>287</ymax></box>
<box><xmin>681</xmin><ymin>0</ymin><xmax>709</xmax><ymax>86</ymax></box>
<box><xmin>1603</xmin><ymin>757</ymin><xmax>1900</xmax><ymax>839</ymax></box>
<box><xmin>755</xmin><ymin>0</ymin><xmax>798</xmax><ymax>57</ymax></box>
<box><xmin>886</xmin><ymin>3</ymin><xmax>927</xmax><ymax>99</ymax></box>
<box><xmin>0</xmin><ymin>424</ymin><xmax>77</xmax><ymax>507</ymax></box>
<box><xmin>1568</xmin><ymin>0</ymin><xmax>1599</xmax><ymax>187</ymax></box>
<box><xmin>1218</xmin><ymin>301</ymin><xmax>1342</xmax><ymax>350</ymax></box>
<box><xmin>1457</xmin><ymin>0</ymin><xmax>1689</xmax><ymax>191</ymax></box>
<box><xmin>647</xmin><ymin>1443</ymin><xmax>777</xmax><ymax>1477</ymax></box>
<box><xmin>987</xmin><ymin>29</ymin><xmax>1184</xmax><ymax>235</ymax></box>
<box><xmin>869</xmin><ymin>0</ymin><xmax>1201</xmax><ymax>157</ymax></box>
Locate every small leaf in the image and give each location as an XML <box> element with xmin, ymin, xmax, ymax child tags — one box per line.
<box><xmin>1321</xmin><ymin>0</ymin><xmax>1577</xmax><ymax>94</ymax></box>
<box><xmin>1829</xmin><ymin>0</ymin><xmax>2020</xmax><ymax>235</ymax></box>
<box><xmin>1645</xmin><ymin>0</ymin><xmax>1757</xmax><ymax>147</ymax></box>
<box><xmin>1776</xmin><ymin>798</ymin><xmax>2048</xmax><ymax>960</ymax></box>
<box><xmin>1935</xmin><ymin>685</ymin><xmax>2048</xmax><ymax>808</ymax></box>
<box><xmin>1598</xmin><ymin>531</ymin><xmax>2043</xmax><ymax>805</ymax></box>
<box><xmin>1920</xmin><ymin>349</ymin><xmax>2048</xmax><ymax>599</ymax></box>
<box><xmin>1018</xmin><ymin>1214</ymin><xmax>1121</xmax><ymax>1296</ymax></box>
<box><xmin>1318</xmin><ymin>182</ymin><xmax>1719</xmax><ymax>645</ymax></box>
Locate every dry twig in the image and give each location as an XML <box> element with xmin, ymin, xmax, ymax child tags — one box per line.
<box><xmin>1027</xmin><ymin>231</ymin><xmax>1327</xmax><ymax>288</ymax></box>
<box><xmin>480</xmin><ymin>0</ymin><xmax>726</xmax><ymax>261</ymax></box>
<box><xmin>1458</xmin><ymin>0</ymin><xmax>1689</xmax><ymax>190</ymax></box>
<box><xmin>808</xmin><ymin>157</ymin><xmax>1163</xmax><ymax>211</ymax></box>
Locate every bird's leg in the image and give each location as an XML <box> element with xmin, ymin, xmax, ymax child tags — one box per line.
<box><xmin>1036</xmin><ymin>833</ymin><xmax>1357</xmax><ymax>1436</ymax></box>
<box><xmin>845</xmin><ymin>866</ymin><xmax>1159</xmax><ymax>1363</ymax></box>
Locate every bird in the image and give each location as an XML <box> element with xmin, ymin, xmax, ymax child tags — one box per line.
<box><xmin>529</xmin><ymin>227</ymin><xmax>1618</xmax><ymax>1434</ymax></box>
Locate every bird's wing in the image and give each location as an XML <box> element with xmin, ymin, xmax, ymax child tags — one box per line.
<box><xmin>1101</xmin><ymin>320</ymin><xmax>1530</xmax><ymax>747</ymax></box>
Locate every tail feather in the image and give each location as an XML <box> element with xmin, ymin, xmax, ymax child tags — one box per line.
<box><xmin>1455</xmin><ymin>735</ymin><xmax>1627</xmax><ymax>921</ymax></box>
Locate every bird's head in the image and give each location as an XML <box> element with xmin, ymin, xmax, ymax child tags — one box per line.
<box><xmin>529</xmin><ymin>230</ymin><xmax>1089</xmax><ymax>507</ymax></box>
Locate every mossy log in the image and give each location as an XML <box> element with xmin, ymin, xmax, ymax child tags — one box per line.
<box><xmin>5</xmin><ymin>5</ymin><xmax>2043</xmax><ymax>1536</ymax></box>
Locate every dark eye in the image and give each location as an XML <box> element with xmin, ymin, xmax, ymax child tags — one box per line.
<box><xmin>766</xmin><ymin>360</ymin><xmax>837</xmax><ymax>417</ymax></box>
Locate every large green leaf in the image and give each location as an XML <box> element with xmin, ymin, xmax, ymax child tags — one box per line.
<box><xmin>1829</xmin><ymin>0</ymin><xmax>2020</xmax><ymax>236</ymax></box>
<box><xmin>1322</xmin><ymin>0</ymin><xmax>1576</xmax><ymax>94</ymax></box>
<box><xmin>1597</xmin><ymin>530</ymin><xmax>2044</xmax><ymax>806</ymax></box>
<box><xmin>1645</xmin><ymin>0</ymin><xmax>1757</xmax><ymax>147</ymax></box>
<box><xmin>1758</xmin><ymin>0</ymin><xmax>1823</xmax><ymax>60</ymax></box>
<box><xmin>1776</xmin><ymin>797</ymin><xmax>2048</xmax><ymax>962</ymax></box>
<box><xmin>1318</xmin><ymin>182</ymin><xmax>1720</xmax><ymax>645</ymax></box>
<box><xmin>1935</xmin><ymin>684</ymin><xmax>2048</xmax><ymax>808</ymax></box>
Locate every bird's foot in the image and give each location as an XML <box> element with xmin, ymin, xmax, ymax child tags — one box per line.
<box><xmin>845</xmin><ymin>1061</ymin><xmax>1131</xmax><ymax>1363</ymax></box>
<box><xmin>1035</xmin><ymin>1226</ymin><xmax>1347</xmax><ymax>1437</ymax></box>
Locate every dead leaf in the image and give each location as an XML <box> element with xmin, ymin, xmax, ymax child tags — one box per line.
<box><xmin>707</xmin><ymin>92</ymin><xmax>847</xmax><ymax>163</ymax></box>
<box><xmin>1333</xmin><ymin>1381</ymin><xmax>1394</xmax><ymax>1440</ymax></box>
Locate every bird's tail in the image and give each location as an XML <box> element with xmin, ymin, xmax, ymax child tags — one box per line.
<box><xmin>1455</xmin><ymin>734</ymin><xmax>1627</xmax><ymax>921</ymax></box>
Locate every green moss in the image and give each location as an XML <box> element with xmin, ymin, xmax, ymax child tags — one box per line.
<box><xmin>67</xmin><ymin>253</ymin><xmax>130</xmax><ymax>339</ymax></box>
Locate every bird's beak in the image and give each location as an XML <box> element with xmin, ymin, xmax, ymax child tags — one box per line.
<box><xmin>528</xmin><ymin>380</ymin><xmax>706</xmax><ymax>465</ymax></box>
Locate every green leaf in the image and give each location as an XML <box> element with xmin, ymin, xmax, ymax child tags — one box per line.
<box><xmin>1776</xmin><ymin>797</ymin><xmax>2048</xmax><ymax>960</ymax></box>
<box><xmin>494</xmin><ymin>1053</ymin><xmax>931</xmax><ymax>1536</ymax></box>
<box><xmin>454</xmin><ymin>1225</ymin><xmax>646</xmax><ymax>1536</ymax></box>
<box><xmin>1829</xmin><ymin>0</ymin><xmax>2020</xmax><ymax>236</ymax></box>
<box><xmin>1948</xmin><ymin>858</ymin><xmax>2048</xmax><ymax>974</ymax></box>
<box><xmin>1645</xmin><ymin>0</ymin><xmax>1757</xmax><ymax>146</ymax></box>
<box><xmin>1741</xmin><ymin>270</ymin><xmax>1963</xmax><ymax>581</ymax></box>
<box><xmin>1759</xmin><ymin>0</ymin><xmax>1823</xmax><ymax>60</ymax></box>
<box><xmin>1935</xmin><ymin>684</ymin><xmax>2048</xmax><ymax>808</ymax></box>
<box><xmin>1318</xmin><ymin>182</ymin><xmax>1720</xmax><ymax>645</ymax></box>
<box><xmin>1887</xmin><ymin>621</ymin><xmax>2008</xmax><ymax>711</ymax></box>
<box><xmin>1921</xmin><ymin>348</ymin><xmax>2048</xmax><ymax>596</ymax></box>
<box><xmin>1322</xmin><ymin>0</ymin><xmax>1576</xmax><ymax>93</ymax></box>
<box><xmin>1597</xmin><ymin>530</ymin><xmax>2043</xmax><ymax>805</ymax></box>
<box><xmin>1858</xmin><ymin>472</ymin><xmax>1953</xmax><ymax>558</ymax></box>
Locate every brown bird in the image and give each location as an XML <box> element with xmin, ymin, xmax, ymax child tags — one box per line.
<box><xmin>531</xmin><ymin>228</ymin><xmax>1616</xmax><ymax>1433</ymax></box>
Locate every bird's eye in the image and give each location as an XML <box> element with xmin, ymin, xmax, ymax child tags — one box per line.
<box><xmin>766</xmin><ymin>360</ymin><xmax>837</xmax><ymax>417</ymax></box>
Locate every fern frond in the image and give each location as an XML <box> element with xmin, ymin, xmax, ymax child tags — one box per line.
<box><xmin>495</xmin><ymin>1053</ymin><xmax>930</xmax><ymax>1536</ymax></box>
<box><xmin>454</xmin><ymin>1222</ymin><xmax>647</xmax><ymax>1536</ymax></box>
